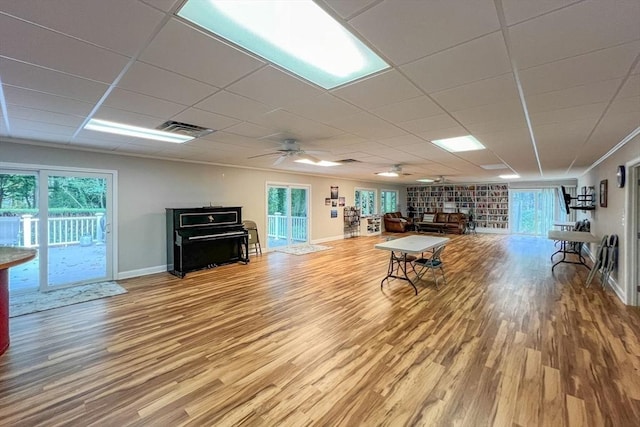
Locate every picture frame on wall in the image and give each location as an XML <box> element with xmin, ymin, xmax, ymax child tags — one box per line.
<box><xmin>599</xmin><ymin>179</ymin><xmax>608</xmax><ymax>208</ymax></box>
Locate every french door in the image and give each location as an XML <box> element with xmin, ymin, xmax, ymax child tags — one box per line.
<box><xmin>1</xmin><ymin>168</ymin><xmax>114</xmax><ymax>293</ymax></box>
<box><xmin>266</xmin><ymin>184</ymin><xmax>309</xmax><ymax>248</ymax></box>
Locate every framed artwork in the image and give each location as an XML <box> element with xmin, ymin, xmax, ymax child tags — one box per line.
<box><xmin>330</xmin><ymin>186</ymin><xmax>338</xmax><ymax>199</ymax></box>
<box><xmin>330</xmin><ymin>209</ymin><xmax>338</xmax><ymax>218</ymax></box>
<box><xmin>338</xmin><ymin>197</ymin><xmax>345</xmax><ymax>207</ymax></box>
<box><xmin>599</xmin><ymin>179</ymin><xmax>608</xmax><ymax>208</ymax></box>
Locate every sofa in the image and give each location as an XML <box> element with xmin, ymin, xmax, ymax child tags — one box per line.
<box><xmin>416</xmin><ymin>212</ymin><xmax>467</xmax><ymax>234</ymax></box>
<box><xmin>383</xmin><ymin>212</ymin><xmax>413</xmax><ymax>232</ymax></box>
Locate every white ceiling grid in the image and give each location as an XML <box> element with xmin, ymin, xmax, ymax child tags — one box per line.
<box><xmin>0</xmin><ymin>0</ymin><xmax>638</xmax><ymax>184</ymax></box>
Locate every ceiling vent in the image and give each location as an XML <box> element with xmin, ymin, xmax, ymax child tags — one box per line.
<box><xmin>156</xmin><ymin>120</ymin><xmax>215</xmax><ymax>138</ymax></box>
<box><xmin>336</xmin><ymin>159</ymin><xmax>361</xmax><ymax>163</ymax></box>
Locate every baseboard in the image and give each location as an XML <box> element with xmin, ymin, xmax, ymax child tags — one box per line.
<box><xmin>118</xmin><ymin>265</ymin><xmax>167</xmax><ymax>280</ymax></box>
<box><xmin>583</xmin><ymin>245</ymin><xmax>626</xmax><ymax>303</ymax></box>
<box><xmin>313</xmin><ymin>235</ymin><xmax>348</xmax><ymax>244</ymax></box>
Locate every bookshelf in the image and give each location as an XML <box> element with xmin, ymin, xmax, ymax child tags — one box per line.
<box><xmin>406</xmin><ymin>183</ymin><xmax>509</xmax><ymax>232</ymax></box>
<box><xmin>361</xmin><ymin>215</ymin><xmax>381</xmax><ymax>235</ymax></box>
<box><xmin>343</xmin><ymin>207</ymin><xmax>361</xmax><ymax>238</ymax></box>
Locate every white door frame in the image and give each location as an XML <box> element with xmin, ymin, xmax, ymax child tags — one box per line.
<box><xmin>624</xmin><ymin>156</ymin><xmax>640</xmax><ymax>306</ymax></box>
<box><xmin>1</xmin><ymin>162</ymin><xmax>118</xmax><ymax>288</ymax></box>
<box><xmin>265</xmin><ymin>181</ymin><xmax>311</xmax><ymax>248</ymax></box>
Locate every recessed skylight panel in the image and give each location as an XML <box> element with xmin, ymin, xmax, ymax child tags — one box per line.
<box><xmin>177</xmin><ymin>0</ymin><xmax>389</xmax><ymax>89</ymax></box>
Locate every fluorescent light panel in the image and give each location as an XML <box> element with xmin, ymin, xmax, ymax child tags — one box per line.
<box><xmin>432</xmin><ymin>135</ymin><xmax>485</xmax><ymax>152</ymax></box>
<box><xmin>499</xmin><ymin>174</ymin><xmax>520</xmax><ymax>179</ymax></box>
<box><xmin>177</xmin><ymin>0</ymin><xmax>389</xmax><ymax>89</ymax></box>
<box><xmin>295</xmin><ymin>159</ymin><xmax>340</xmax><ymax>167</ymax></box>
<box><xmin>84</xmin><ymin>119</ymin><xmax>193</xmax><ymax>143</ymax></box>
<box><xmin>376</xmin><ymin>172</ymin><xmax>398</xmax><ymax>177</ymax></box>
<box><xmin>416</xmin><ymin>178</ymin><xmax>434</xmax><ymax>183</ymax></box>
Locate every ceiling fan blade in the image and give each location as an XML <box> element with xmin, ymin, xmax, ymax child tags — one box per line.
<box><xmin>273</xmin><ymin>155</ymin><xmax>287</xmax><ymax>165</ymax></box>
<box><xmin>248</xmin><ymin>152</ymin><xmax>279</xmax><ymax>159</ymax></box>
<box><xmin>298</xmin><ymin>153</ymin><xmax>321</xmax><ymax>163</ymax></box>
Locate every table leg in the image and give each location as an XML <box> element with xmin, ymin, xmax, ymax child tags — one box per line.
<box><xmin>380</xmin><ymin>251</ymin><xmax>418</xmax><ymax>295</ymax></box>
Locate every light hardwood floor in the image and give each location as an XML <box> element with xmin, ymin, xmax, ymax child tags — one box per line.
<box><xmin>1</xmin><ymin>233</ymin><xmax>639</xmax><ymax>426</ymax></box>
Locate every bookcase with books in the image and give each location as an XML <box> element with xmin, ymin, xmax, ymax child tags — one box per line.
<box><xmin>406</xmin><ymin>183</ymin><xmax>509</xmax><ymax>232</ymax></box>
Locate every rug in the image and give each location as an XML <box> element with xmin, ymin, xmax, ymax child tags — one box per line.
<box><xmin>274</xmin><ymin>245</ymin><xmax>331</xmax><ymax>255</ymax></box>
<box><xmin>9</xmin><ymin>281</ymin><xmax>127</xmax><ymax>317</ymax></box>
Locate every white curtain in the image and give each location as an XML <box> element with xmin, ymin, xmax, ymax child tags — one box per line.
<box><xmin>511</xmin><ymin>188</ymin><xmax>558</xmax><ymax>235</ymax></box>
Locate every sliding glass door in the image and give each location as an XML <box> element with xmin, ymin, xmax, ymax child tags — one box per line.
<box><xmin>267</xmin><ymin>184</ymin><xmax>309</xmax><ymax>248</ymax></box>
<box><xmin>1</xmin><ymin>168</ymin><xmax>114</xmax><ymax>293</ymax></box>
<box><xmin>510</xmin><ymin>189</ymin><xmax>556</xmax><ymax>236</ymax></box>
<box><xmin>45</xmin><ymin>172</ymin><xmax>112</xmax><ymax>289</ymax></box>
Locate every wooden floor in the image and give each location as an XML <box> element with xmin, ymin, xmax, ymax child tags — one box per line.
<box><xmin>1</xmin><ymin>233</ymin><xmax>639</xmax><ymax>426</ymax></box>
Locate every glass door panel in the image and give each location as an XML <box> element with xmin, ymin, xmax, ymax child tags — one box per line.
<box><xmin>267</xmin><ymin>184</ymin><xmax>309</xmax><ymax>248</ymax></box>
<box><xmin>290</xmin><ymin>187</ymin><xmax>308</xmax><ymax>245</ymax></box>
<box><xmin>1</xmin><ymin>172</ymin><xmax>39</xmax><ymax>293</ymax></box>
<box><xmin>46</xmin><ymin>173</ymin><xmax>111</xmax><ymax>289</ymax></box>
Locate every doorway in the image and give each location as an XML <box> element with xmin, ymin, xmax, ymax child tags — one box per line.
<box><xmin>510</xmin><ymin>189</ymin><xmax>557</xmax><ymax>236</ymax></box>
<box><xmin>0</xmin><ymin>168</ymin><xmax>115</xmax><ymax>293</ymax></box>
<box><xmin>266</xmin><ymin>183</ymin><xmax>310</xmax><ymax>248</ymax></box>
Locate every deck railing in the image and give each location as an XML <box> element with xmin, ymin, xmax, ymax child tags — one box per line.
<box><xmin>18</xmin><ymin>213</ymin><xmax>105</xmax><ymax>247</ymax></box>
<box><xmin>267</xmin><ymin>214</ymin><xmax>307</xmax><ymax>242</ymax></box>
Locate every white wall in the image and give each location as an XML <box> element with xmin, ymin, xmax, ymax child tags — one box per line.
<box><xmin>577</xmin><ymin>134</ymin><xmax>640</xmax><ymax>303</ymax></box>
<box><xmin>0</xmin><ymin>140</ymin><xmax>404</xmax><ymax>277</ymax></box>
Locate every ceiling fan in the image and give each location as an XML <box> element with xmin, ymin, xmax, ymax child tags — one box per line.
<box><xmin>376</xmin><ymin>164</ymin><xmax>412</xmax><ymax>177</ymax></box>
<box><xmin>248</xmin><ymin>139</ymin><xmax>326</xmax><ymax>165</ymax></box>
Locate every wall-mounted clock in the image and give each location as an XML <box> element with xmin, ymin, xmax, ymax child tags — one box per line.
<box><xmin>616</xmin><ymin>165</ymin><xmax>625</xmax><ymax>188</ymax></box>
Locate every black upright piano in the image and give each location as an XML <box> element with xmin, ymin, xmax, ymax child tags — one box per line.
<box><xmin>166</xmin><ymin>206</ymin><xmax>249</xmax><ymax>278</ymax></box>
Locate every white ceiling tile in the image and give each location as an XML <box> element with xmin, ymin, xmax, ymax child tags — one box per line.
<box><xmin>452</xmin><ymin>100</ymin><xmax>526</xmax><ymax>126</ymax></box>
<box><xmin>7</xmin><ymin>105</ymin><xmax>85</xmax><ymax>128</ymax></box>
<box><xmin>398</xmin><ymin>114</ymin><xmax>460</xmax><ymax>134</ymax></box>
<box><xmin>10</xmin><ymin>118</ymin><xmax>76</xmax><ymax>137</ymax></box>
<box><xmin>519</xmin><ymin>41</ymin><xmax>640</xmax><ymax>95</ymax></box>
<box><xmin>401</xmin><ymin>32</ymin><xmax>512</xmax><ymax>93</ymax></box>
<box><xmin>118</xmin><ymin>61</ymin><xmax>219</xmax><ymax>106</ymax></box>
<box><xmin>0</xmin><ymin>14</ymin><xmax>130</xmax><ymax>83</ymax></box>
<box><xmin>171</xmin><ymin>108</ymin><xmax>240</xmax><ymax>131</ymax></box>
<box><xmin>223</xmin><ymin>122</ymin><xmax>277</xmax><ymax>140</ymax></box>
<box><xmin>606</xmin><ymin>96</ymin><xmax>640</xmax><ymax>116</ymax></box>
<box><xmin>617</xmin><ymin>74</ymin><xmax>640</xmax><ymax>99</ymax></box>
<box><xmin>501</xmin><ymin>0</ymin><xmax>582</xmax><ymax>26</ymax></box>
<box><xmin>323</xmin><ymin>0</ymin><xmax>378</xmax><ymax>18</ymax></box>
<box><xmin>509</xmin><ymin>0</ymin><xmax>640</xmax><ymax>69</ymax></box>
<box><xmin>377</xmin><ymin>134</ymin><xmax>429</xmax><ymax>148</ymax></box>
<box><xmin>525</xmin><ymin>78</ymin><xmax>622</xmax><ymax>113</ymax></box>
<box><xmin>9</xmin><ymin>129</ymin><xmax>71</xmax><ymax>145</ymax></box>
<box><xmin>328</xmin><ymin>111</ymin><xmax>407</xmax><ymax>139</ymax></box>
<box><xmin>284</xmin><ymin>94</ymin><xmax>361</xmax><ymax>124</ymax></box>
<box><xmin>529</xmin><ymin>102</ymin><xmax>607</xmax><ymax>127</ymax></box>
<box><xmin>102</xmin><ymin>88</ymin><xmax>187</xmax><ymax>119</ymax></box>
<box><xmin>0</xmin><ymin>58</ymin><xmax>108</xmax><ymax>103</ymax></box>
<box><xmin>349</xmin><ymin>0</ymin><xmax>500</xmax><ymax>65</ymax></box>
<box><xmin>226</xmin><ymin>66</ymin><xmax>323</xmax><ymax>108</ymax></box>
<box><xmin>371</xmin><ymin>96</ymin><xmax>444</xmax><ymax>123</ymax></box>
<box><xmin>431</xmin><ymin>73</ymin><xmax>520</xmax><ymax>112</ymax></box>
<box><xmin>195</xmin><ymin>90</ymin><xmax>273</xmax><ymax>122</ymax></box>
<box><xmin>1</xmin><ymin>0</ymin><xmax>165</xmax><ymax>56</ymax></box>
<box><xmin>332</xmin><ymin>70</ymin><xmax>422</xmax><ymax>109</ymax></box>
<box><xmin>3</xmin><ymin>86</ymin><xmax>94</xmax><ymax>117</ymax></box>
<box><xmin>92</xmin><ymin>106</ymin><xmax>165</xmax><ymax>129</ymax></box>
<box><xmin>139</xmin><ymin>0</ymin><xmax>181</xmax><ymax>13</ymax></box>
<box><xmin>252</xmin><ymin>109</ymin><xmax>344</xmax><ymax>140</ymax></box>
<box><xmin>139</xmin><ymin>18</ymin><xmax>264</xmax><ymax>87</ymax></box>
<box><xmin>203</xmin><ymin>130</ymin><xmax>281</xmax><ymax>150</ymax></box>
<box><xmin>414</xmin><ymin>126</ymin><xmax>469</xmax><ymax>143</ymax></box>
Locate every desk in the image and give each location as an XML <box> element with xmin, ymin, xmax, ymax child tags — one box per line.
<box><xmin>1</xmin><ymin>247</ymin><xmax>37</xmax><ymax>355</ymax></box>
<box><xmin>547</xmin><ymin>230</ymin><xmax>599</xmax><ymax>272</ymax></box>
<box><xmin>375</xmin><ymin>235</ymin><xmax>450</xmax><ymax>294</ymax></box>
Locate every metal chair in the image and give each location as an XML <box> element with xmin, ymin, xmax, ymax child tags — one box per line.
<box><xmin>242</xmin><ymin>220</ymin><xmax>262</xmax><ymax>256</ymax></box>
<box><xmin>412</xmin><ymin>244</ymin><xmax>447</xmax><ymax>289</ymax></box>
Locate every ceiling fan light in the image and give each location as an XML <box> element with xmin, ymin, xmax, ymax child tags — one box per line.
<box><xmin>295</xmin><ymin>159</ymin><xmax>340</xmax><ymax>167</ymax></box>
<box><xmin>416</xmin><ymin>178</ymin><xmax>434</xmax><ymax>183</ymax></box>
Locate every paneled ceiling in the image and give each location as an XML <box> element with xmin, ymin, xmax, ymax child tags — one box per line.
<box><xmin>1</xmin><ymin>0</ymin><xmax>638</xmax><ymax>184</ymax></box>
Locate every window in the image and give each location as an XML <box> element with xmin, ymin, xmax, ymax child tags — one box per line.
<box><xmin>380</xmin><ymin>190</ymin><xmax>398</xmax><ymax>213</ymax></box>
<box><xmin>355</xmin><ymin>188</ymin><xmax>376</xmax><ymax>216</ymax></box>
